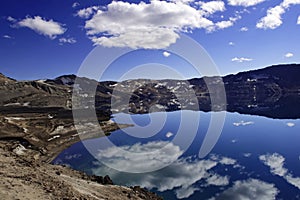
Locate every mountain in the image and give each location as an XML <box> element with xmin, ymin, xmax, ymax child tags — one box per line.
<box><xmin>1</xmin><ymin>64</ymin><xmax>300</xmax><ymax>118</ymax></box>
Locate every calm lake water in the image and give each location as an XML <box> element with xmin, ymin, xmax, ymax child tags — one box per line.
<box><xmin>54</xmin><ymin>111</ymin><xmax>300</xmax><ymax>199</ymax></box>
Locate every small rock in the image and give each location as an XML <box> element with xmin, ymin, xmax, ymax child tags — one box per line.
<box><xmin>103</xmin><ymin>175</ymin><xmax>113</xmax><ymax>185</ymax></box>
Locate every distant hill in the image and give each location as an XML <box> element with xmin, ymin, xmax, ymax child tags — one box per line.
<box><xmin>0</xmin><ymin>63</ymin><xmax>300</xmax><ymax>118</ymax></box>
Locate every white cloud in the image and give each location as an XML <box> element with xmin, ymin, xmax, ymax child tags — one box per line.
<box><xmin>209</xmin><ymin>179</ymin><xmax>279</xmax><ymax>200</ymax></box>
<box><xmin>175</xmin><ymin>186</ymin><xmax>200</xmax><ymax>199</ymax></box>
<box><xmin>170</xmin><ymin>0</ymin><xmax>195</xmax><ymax>4</ymax></box>
<box><xmin>281</xmin><ymin>0</ymin><xmax>300</xmax><ymax>8</ymax></box>
<box><xmin>72</xmin><ymin>2</ymin><xmax>80</xmax><ymax>8</ymax></box>
<box><xmin>228</xmin><ymin>0</ymin><xmax>267</xmax><ymax>7</ymax></box>
<box><xmin>93</xmin><ymin>155</ymin><xmax>219</xmax><ymax>199</ymax></box>
<box><xmin>260</xmin><ymin>153</ymin><xmax>300</xmax><ymax>190</ymax></box>
<box><xmin>83</xmin><ymin>0</ymin><xmax>238</xmax><ymax>49</ymax></box>
<box><xmin>198</xmin><ymin>1</ymin><xmax>226</xmax><ymax>15</ymax></box>
<box><xmin>210</xmin><ymin>154</ymin><xmax>239</xmax><ymax>166</ymax></box>
<box><xmin>91</xmin><ymin>141</ymin><xmax>238</xmax><ymax>199</ymax></box>
<box><xmin>7</xmin><ymin>16</ymin><xmax>16</xmax><ymax>23</ymax></box>
<box><xmin>257</xmin><ymin>0</ymin><xmax>300</xmax><ymax>29</ymax></box>
<box><xmin>256</xmin><ymin>5</ymin><xmax>285</xmax><ymax>29</ymax></box>
<box><xmin>3</xmin><ymin>35</ymin><xmax>13</xmax><ymax>39</ymax></box>
<box><xmin>285</xmin><ymin>174</ymin><xmax>300</xmax><ymax>190</ymax></box>
<box><xmin>286</xmin><ymin>122</ymin><xmax>295</xmax><ymax>127</ymax></box>
<box><xmin>59</xmin><ymin>37</ymin><xmax>77</xmax><ymax>44</ymax></box>
<box><xmin>206</xmin><ymin>174</ymin><xmax>229</xmax><ymax>186</ymax></box>
<box><xmin>77</xmin><ymin>6</ymin><xmax>99</xmax><ymax>19</ymax></box>
<box><xmin>219</xmin><ymin>157</ymin><xmax>237</xmax><ymax>165</ymax></box>
<box><xmin>285</xmin><ymin>53</ymin><xmax>294</xmax><ymax>58</ymax></box>
<box><xmin>207</xmin><ymin>15</ymin><xmax>241</xmax><ymax>32</ymax></box>
<box><xmin>240</xmin><ymin>26</ymin><xmax>248</xmax><ymax>31</ymax></box>
<box><xmin>163</xmin><ymin>51</ymin><xmax>171</xmax><ymax>58</ymax></box>
<box><xmin>259</xmin><ymin>153</ymin><xmax>287</xmax><ymax>176</ymax></box>
<box><xmin>215</xmin><ymin>20</ymin><xmax>234</xmax><ymax>29</ymax></box>
<box><xmin>231</xmin><ymin>139</ymin><xmax>237</xmax><ymax>143</ymax></box>
<box><xmin>229</xmin><ymin>41</ymin><xmax>235</xmax><ymax>46</ymax></box>
<box><xmin>298</xmin><ymin>16</ymin><xmax>300</xmax><ymax>24</ymax></box>
<box><xmin>231</xmin><ymin>57</ymin><xmax>253</xmax><ymax>63</ymax></box>
<box><xmin>243</xmin><ymin>153</ymin><xmax>252</xmax><ymax>157</ymax></box>
<box><xmin>233</xmin><ymin>120</ymin><xmax>254</xmax><ymax>126</ymax></box>
<box><xmin>16</xmin><ymin>16</ymin><xmax>66</xmax><ymax>39</ymax></box>
<box><xmin>95</xmin><ymin>141</ymin><xmax>183</xmax><ymax>173</ymax></box>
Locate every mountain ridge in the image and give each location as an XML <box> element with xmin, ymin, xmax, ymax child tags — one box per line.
<box><xmin>1</xmin><ymin>63</ymin><xmax>300</xmax><ymax>118</ymax></box>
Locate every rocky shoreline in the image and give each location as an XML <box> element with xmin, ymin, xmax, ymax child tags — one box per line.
<box><xmin>0</xmin><ymin>107</ymin><xmax>162</xmax><ymax>200</ymax></box>
<box><xmin>0</xmin><ymin>140</ymin><xmax>162</xmax><ymax>200</ymax></box>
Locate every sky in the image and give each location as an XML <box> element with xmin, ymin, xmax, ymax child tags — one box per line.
<box><xmin>0</xmin><ymin>0</ymin><xmax>300</xmax><ymax>81</ymax></box>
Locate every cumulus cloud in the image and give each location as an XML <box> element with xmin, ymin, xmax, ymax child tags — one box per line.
<box><xmin>257</xmin><ymin>0</ymin><xmax>300</xmax><ymax>29</ymax></box>
<box><xmin>59</xmin><ymin>37</ymin><xmax>77</xmax><ymax>44</ymax></box>
<box><xmin>209</xmin><ymin>179</ymin><xmax>279</xmax><ymax>200</ymax></box>
<box><xmin>175</xmin><ymin>186</ymin><xmax>200</xmax><ymax>199</ymax></box>
<box><xmin>77</xmin><ymin>6</ymin><xmax>99</xmax><ymax>19</ymax></box>
<box><xmin>93</xmin><ymin>155</ymin><xmax>219</xmax><ymax>199</ymax></box>
<box><xmin>95</xmin><ymin>141</ymin><xmax>183</xmax><ymax>173</ymax></box>
<box><xmin>228</xmin><ymin>0</ymin><xmax>267</xmax><ymax>7</ymax></box>
<box><xmin>240</xmin><ymin>26</ymin><xmax>248</xmax><ymax>31</ymax></box>
<box><xmin>206</xmin><ymin>174</ymin><xmax>230</xmax><ymax>186</ymax></box>
<box><xmin>84</xmin><ymin>1</ymin><xmax>214</xmax><ymax>49</ymax></box>
<box><xmin>198</xmin><ymin>1</ymin><xmax>226</xmax><ymax>15</ymax></box>
<box><xmin>256</xmin><ymin>5</ymin><xmax>285</xmax><ymax>29</ymax></box>
<box><xmin>215</xmin><ymin>20</ymin><xmax>234</xmax><ymax>29</ymax></box>
<box><xmin>82</xmin><ymin>0</ymin><xmax>239</xmax><ymax>49</ymax></box>
<box><xmin>219</xmin><ymin>157</ymin><xmax>237</xmax><ymax>165</ymax></box>
<box><xmin>91</xmin><ymin>141</ymin><xmax>238</xmax><ymax>199</ymax></box>
<box><xmin>285</xmin><ymin>175</ymin><xmax>300</xmax><ymax>190</ymax></box>
<box><xmin>259</xmin><ymin>153</ymin><xmax>287</xmax><ymax>176</ymax></box>
<box><xmin>285</xmin><ymin>53</ymin><xmax>294</xmax><ymax>58</ymax></box>
<box><xmin>231</xmin><ymin>57</ymin><xmax>253</xmax><ymax>63</ymax></box>
<box><xmin>163</xmin><ymin>51</ymin><xmax>171</xmax><ymax>58</ymax></box>
<box><xmin>260</xmin><ymin>153</ymin><xmax>300</xmax><ymax>189</ymax></box>
<box><xmin>281</xmin><ymin>0</ymin><xmax>300</xmax><ymax>8</ymax></box>
<box><xmin>210</xmin><ymin>154</ymin><xmax>241</xmax><ymax>168</ymax></box>
<box><xmin>16</xmin><ymin>16</ymin><xmax>66</xmax><ymax>39</ymax></box>
<box><xmin>206</xmin><ymin>15</ymin><xmax>241</xmax><ymax>32</ymax></box>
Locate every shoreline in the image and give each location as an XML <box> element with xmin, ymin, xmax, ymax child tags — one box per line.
<box><xmin>0</xmin><ymin>106</ymin><xmax>161</xmax><ymax>199</ymax></box>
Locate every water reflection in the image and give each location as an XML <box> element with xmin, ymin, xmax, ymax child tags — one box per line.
<box><xmin>54</xmin><ymin>111</ymin><xmax>300</xmax><ymax>199</ymax></box>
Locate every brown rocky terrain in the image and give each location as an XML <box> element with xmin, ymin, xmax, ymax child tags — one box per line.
<box><xmin>0</xmin><ymin>140</ymin><xmax>161</xmax><ymax>200</ymax></box>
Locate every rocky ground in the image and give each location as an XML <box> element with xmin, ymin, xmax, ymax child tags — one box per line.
<box><xmin>0</xmin><ymin>108</ymin><xmax>161</xmax><ymax>200</ymax></box>
<box><xmin>0</xmin><ymin>140</ymin><xmax>162</xmax><ymax>200</ymax></box>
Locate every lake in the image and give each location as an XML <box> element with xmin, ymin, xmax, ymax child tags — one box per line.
<box><xmin>53</xmin><ymin>110</ymin><xmax>300</xmax><ymax>199</ymax></box>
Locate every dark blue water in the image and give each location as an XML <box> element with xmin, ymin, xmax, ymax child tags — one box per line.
<box><xmin>54</xmin><ymin>111</ymin><xmax>300</xmax><ymax>199</ymax></box>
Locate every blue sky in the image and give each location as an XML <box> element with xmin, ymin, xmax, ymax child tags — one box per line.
<box><xmin>0</xmin><ymin>0</ymin><xmax>300</xmax><ymax>80</ymax></box>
